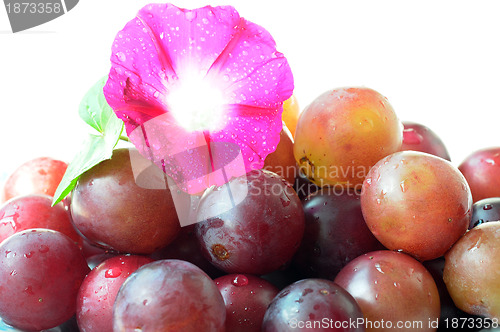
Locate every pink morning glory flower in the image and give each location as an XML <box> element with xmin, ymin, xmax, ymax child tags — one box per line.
<box><xmin>104</xmin><ymin>3</ymin><xmax>293</xmax><ymax>194</ymax></box>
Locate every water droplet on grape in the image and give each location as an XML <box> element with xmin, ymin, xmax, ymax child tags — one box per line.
<box><xmin>375</xmin><ymin>263</ymin><xmax>385</xmax><ymax>274</ymax></box>
<box><xmin>280</xmin><ymin>197</ymin><xmax>291</xmax><ymax>207</ymax></box>
<box><xmin>24</xmin><ymin>286</ymin><xmax>34</xmax><ymax>295</ymax></box>
<box><xmin>39</xmin><ymin>245</ymin><xmax>49</xmax><ymax>253</ymax></box>
<box><xmin>231</xmin><ymin>275</ymin><xmax>249</xmax><ymax>287</ymax></box>
<box><xmin>400</xmin><ymin>180</ymin><xmax>408</xmax><ymax>193</ymax></box>
<box><xmin>105</xmin><ymin>267</ymin><xmax>122</xmax><ymax>278</ymax></box>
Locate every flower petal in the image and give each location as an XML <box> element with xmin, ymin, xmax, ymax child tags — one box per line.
<box><xmin>104</xmin><ymin>3</ymin><xmax>294</xmax><ymax>194</ymax></box>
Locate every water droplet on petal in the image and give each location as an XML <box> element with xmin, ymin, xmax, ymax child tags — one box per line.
<box><xmin>116</xmin><ymin>52</ymin><xmax>126</xmax><ymax>62</ymax></box>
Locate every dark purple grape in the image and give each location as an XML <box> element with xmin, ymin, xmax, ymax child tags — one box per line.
<box><xmin>113</xmin><ymin>259</ymin><xmax>226</xmax><ymax>331</ymax></box>
<box><xmin>469</xmin><ymin>197</ymin><xmax>500</xmax><ymax>229</ymax></box>
<box><xmin>70</xmin><ymin>148</ymin><xmax>180</xmax><ymax>254</ymax></box>
<box><xmin>215</xmin><ymin>274</ymin><xmax>279</xmax><ymax>332</ymax></box>
<box><xmin>195</xmin><ymin>170</ymin><xmax>305</xmax><ymax>275</ymax></box>
<box><xmin>293</xmin><ymin>168</ymin><xmax>319</xmax><ymax>200</ymax></box>
<box><xmin>0</xmin><ymin>229</ymin><xmax>89</xmax><ymax>331</ymax></box>
<box><xmin>260</xmin><ymin>264</ymin><xmax>305</xmax><ymax>290</ymax></box>
<box><xmin>151</xmin><ymin>225</ymin><xmax>224</xmax><ymax>279</ymax></box>
<box><xmin>293</xmin><ymin>188</ymin><xmax>384</xmax><ymax>279</ymax></box>
<box><xmin>262</xmin><ymin>278</ymin><xmax>365</xmax><ymax>331</ymax></box>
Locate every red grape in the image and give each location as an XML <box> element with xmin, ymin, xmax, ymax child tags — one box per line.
<box><xmin>361</xmin><ymin>151</ymin><xmax>472</xmax><ymax>261</ymax></box>
<box><xmin>77</xmin><ymin>254</ymin><xmax>153</xmax><ymax>332</ymax></box>
<box><xmin>335</xmin><ymin>250</ymin><xmax>440</xmax><ymax>332</ymax></box>
<box><xmin>0</xmin><ymin>194</ymin><xmax>81</xmax><ymax>245</ymax></box>
<box><xmin>70</xmin><ymin>148</ymin><xmax>180</xmax><ymax>254</ymax></box>
<box><xmin>195</xmin><ymin>170</ymin><xmax>305</xmax><ymax>275</ymax></box>
<box><xmin>3</xmin><ymin>157</ymin><xmax>67</xmax><ymax>202</ymax></box>
<box><xmin>215</xmin><ymin>274</ymin><xmax>279</xmax><ymax>332</ymax></box>
<box><xmin>262</xmin><ymin>278</ymin><xmax>365</xmax><ymax>331</ymax></box>
<box><xmin>401</xmin><ymin>122</ymin><xmax>451</xmax><ymax>161</ymax></box>
<box><xmin>113</xmin><ymin>259</ymin><xmax>226</xmax><ymax>331</ymax></box>
<box><xmin>458</xmin><ymin>147</ymin><xmax>500</xmax><ymax>202</ymax></box>
<box><xmin>0</xmin><ymin>229</ymin><xmax>89</xmax><ymax>331</ymax></box>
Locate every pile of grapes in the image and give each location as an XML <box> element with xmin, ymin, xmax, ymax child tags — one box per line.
<box><xmin>1</xmin><ymin>87</ymin><xmax>499</xmax><ymax>331</ymax></box>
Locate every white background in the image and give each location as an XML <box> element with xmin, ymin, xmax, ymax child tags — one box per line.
<box><xmin>1</xmin><ymin>0</ymin><xmax>499</xmax><ymax>183</ymax></box>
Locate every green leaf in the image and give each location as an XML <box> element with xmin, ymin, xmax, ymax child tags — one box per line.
<box><xmin>52</xmin><ymin>79</ymin><xmax>124</xmax><ymax>206</ymax></box>
<box><xmin>78</xmin><ymin>77</ymin><xmax>115</xmax><ymax>134</ymax></box>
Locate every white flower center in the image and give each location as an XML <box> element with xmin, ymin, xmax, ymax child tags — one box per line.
<box><xmin>167</xmin><ymin>72</ymin><xmax>225</xmax><ymax>132</ymax></box>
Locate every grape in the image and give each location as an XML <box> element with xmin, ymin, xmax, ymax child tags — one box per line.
<box><xmin>423</xmin><ymin>257</ymin><xmax>483</xmax><ymax>331</ymax></box>
<box><xmin>151</xmin><ymin>225</ymin><xmax>224</xmax><ymax>279</ymax></box>
<box><xmin>0</xmin><ymin>229</ymin><xmax>89</xmax><ymax>331</ymax></box>
<box><xmin>361</xmin><ymin>151</ymin><xmax>472</xmax><ymax>261</ymax></box>
<box><xmin>401</xmin><ymin>122</ymin><xmax>451</xmax><ymax>161</ymax></box>
<box><xmin>282</xmin><ymin>95</ymin><xmax>300</xmax><ymax>137</ymax></box>
<box><xmin>77</xmin><ymin>254</ymin><xmax>153</xmax><ymax>332</ymax></box>
<box><xmin>113</xmin><ymin>259</ymin><xmax>226</xmax><ymax>331</ymax></box>
<box><xmin>469</xmin><ymin>197</ymin><xmax>500</xmax><ymax>229</ymax></box>
<box><xmin>262</xmin><ymin>278</ymin><xmax>365</xmax><ymax>331</ymax></box>
<box><xmin>293</xmin><ymin>188</ymin><xmax>384</xmax><ymax>280</ymax></box>
<box><xmin>444</xmin><ymin>221</ymin><xmax>500</xmax><ymax>319</ymax></box>
<box><xmin>2</xmin><ymin>157</ymin><xmax>67</xmax><ymax>202</ymax></box>
<box><xmin>0</xmin><ymin>194</ymin><xmax>81</xmax><ymax>245</ymax></box>
<box><xmin>293</xmin><ymin>169</ymin><xmax>319</xmax><ymax>200</ymax></box>
<box><xmin>294</xmin><ymin>87</ymin><xmax>402</xmax><ymax>188</ymax></box>
<box><xmin>459</xmin><ymin>147</ymin><xmax>500</xmax><ymax>202</ymax></box>
<box><xmin>70</xmin><ymin>148</ymin><xmax>180</xmax><ymax>254</ymax></box>
<box><xmin>263</xmin><ymin>127</ymin><xmax>297</xmax><ymax>186</ymax></box>
<box><xmin>260</xmin><ymin>265</ymin><xmax>305</xmax><ymax>291</ymax></box>
<box><xmin>214</xmin><ymin>274</ymin><xmax>279</xmax><ymax>332</ymax></box>
<box><xmin>0</xmin><ymin>315</ymin><xmax>79</xmax><ymax>331</ymax></box>
<box><xmin>334</xmin><ymin>250</ymin><xmax>440</xmax><ymax>332</ymax></box>
<box><xmin>195</xmin><ymin>170</ymin><xmax>305</xmax><ymax>275</ymax></box>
